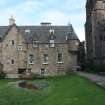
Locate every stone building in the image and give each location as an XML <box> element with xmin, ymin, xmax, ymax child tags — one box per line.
<box><xmin>85</xmin><ymin>0</ymin><xmax>105</xmax><ymax>65</ymax></box>
<box><xmin>0</xmin><ymin>17</ymin><xmax>79</xmax><ymax>77</ymax></box>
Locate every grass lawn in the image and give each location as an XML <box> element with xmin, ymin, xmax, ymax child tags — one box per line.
<box><xmin>0</xmin><ymin>75</ymin><xmax>105</xmax><ymax>105</ymax></box>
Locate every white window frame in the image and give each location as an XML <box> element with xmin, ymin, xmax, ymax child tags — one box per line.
<box><xmin>28</xmin><ymin>54</ymin><xmax>35</xmax><ymax>64</ymax></box>
<box><xmin>57</xmin><ymin>52</ymin><xmax>63</xmax><ymax>64</ymax></box>
<box><xmin>66</xmin><ymin>35</ymin><xmax>68</xmax><ymax>40</ymax></box>
<box><xmin>50</xmin><ymin>40</ymin><xmax>55</xmax><ymax>47</ymax></box>
<box><xmin>18</xmin><ymin>44</ymin><xmax>22</xmax><ymax>50</ymax></box>
<box><xmin>75</xmin><ymin>42</ymin><xmax>79</xmax><ymax>46</ymax></box>
<box><xmin>25</xmin><ymin>29</ymin><xmax>30</xmax><ymax>33</ymax></box>
<box><xmin>43</xmin><ymin>54</ymin><xmax>48</xmax><ymax>64</ymax></box>
<box><xmin>49</xmin><ymin>29</ymin><xmax>55</xmax><ymax>34</ymax></box>
<box><xmin>33</xmin><ymin>40</ymin><xmax>39</xmax><ymax>48</ymax></box>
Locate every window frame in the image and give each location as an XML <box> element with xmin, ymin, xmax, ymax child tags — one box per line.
<box><xmin>57</xmin><ymin>52</ymin><xmax>63</xmax><ymax>64</ymax></box>
<box><xmin>49</xmin><ymin>29</ymin><xmax>55</xmax><ymax>34</ymax></box>
<box><xmin>28</xmin><ymin>54</ymin><xmax>35</xmax><ymax>64</ymax></box>
<box><xmin>18</xmin><ymin>44</ymin><xmax>23</xmax><ymax>50</ymax></box>
<box><xmin>49</xmin><ymin>40</ymin><xmax>55</xmax><ymax>48</ymax></box>
<box><xmin>33</xmin><ymin>40</ymin><xmax>39</xmax><ymax>48</ymax></box>
<box><xmin>25</xmin><ymin>29</ymin><xmax>30</xmax><ymax>33</ymax></box>
<box><xmin>11</xmin><ymin>59</ymin><xmax>14</xmax><ymax>65</ymax></box>
<box><xmin>43</xmin><ymin>54</ymin><xmax>48</xmax><ymax>64</ymax></box>
<box><xmin>12</xmin><ymin>40</ymin><xmax>15</xmax><ymax>46</ymax></box>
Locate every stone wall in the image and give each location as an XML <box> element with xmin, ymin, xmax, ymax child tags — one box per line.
<box><xmin>1</xmin><ymin>25</ymin><xmax>78</xmax><ymax>77</ymax></box>
<box><xmin>85</xmin><ymin>0</ymin><xmax>105</xmax><ymax>65</ymax></box>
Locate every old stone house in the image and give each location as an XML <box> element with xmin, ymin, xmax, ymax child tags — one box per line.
<box><xmin>0</xmin><ymin>17</ymin><xmax>79</xmax><ymax>77</ymax></box>
<box><xmin>85</xmin><ymin>0</ymin><xmax>105</xmax><ymax>65</ymax></box>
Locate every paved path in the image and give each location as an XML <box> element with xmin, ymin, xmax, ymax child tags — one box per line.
<box><xmin>76</xmin><ymin>72</ymin><xmax>105</xmax><ymax>88</ymax></box>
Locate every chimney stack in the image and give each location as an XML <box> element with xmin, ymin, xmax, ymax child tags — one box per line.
<box><xmin>9</xmin><ymin>15</ymin><xmax>15</xmax><ymax>25</ymax></box>
<box><xmin>40</xmin><ymin>22</ymin><xmax>52</xmax><ymax>26</ymax></box>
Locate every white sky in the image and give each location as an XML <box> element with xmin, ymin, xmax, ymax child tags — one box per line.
<box><xmin>0</xmin><ymin>0</ymin><xmax>86</xmax><ymax>41</ymax></box>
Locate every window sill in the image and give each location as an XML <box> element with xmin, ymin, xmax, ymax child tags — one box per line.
<box><xmin>57</xmin><ymin>62</ymin><xmax>63</xmax><ymax>64</ymax></box>
<box><xmin>29</xmin><ymin>63</ymin><xmax>34</xmax><ymax>65</ymax></box>
<box><xmin>43</xmin><ymin>63</ymin><xmax>48</xmax><ymax>65</ymax></box>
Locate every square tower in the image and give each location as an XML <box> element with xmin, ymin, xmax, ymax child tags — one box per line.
<box><xmin>85</xmin><ymin>0</ymin><xmax>105</xmax><ymax>65</ymax></box>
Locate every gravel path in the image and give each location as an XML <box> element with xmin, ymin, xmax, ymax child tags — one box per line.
<box><xmin>76</xmin><ymin>72</ymin><xmax>105</xmax><ymax>88</ymax></box>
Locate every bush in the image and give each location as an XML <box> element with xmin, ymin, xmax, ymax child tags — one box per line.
<box><xmin>98</xmin><ymin>63</ymin><xmax>105</xmax><ymax>72</ymax></box>
<box><xmin>85</xmin><ymin>62</ymin><xmax>105</xmax><ymax>73</ymax></box>
<box><xmin>19</xmin><ymin>72</ymin><xmax>42</xmax><ymax>80</ymax></box>
<box><xmin>0</xmin><ymin>71</ymin><xmax>6</xmax><ymax>79</ymax></box>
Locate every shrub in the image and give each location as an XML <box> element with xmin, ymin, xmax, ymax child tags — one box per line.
<box><xmin>19</xmin><ymin>72</ymin><xmax>42</xmax><ymax>80</ymax></box>
<box><xmin>0</xmin><ymin>71</ymin><xmax>6</xmax><ymax>79</ymax></box>
<box><xmin>85</xmin><ymin>62</ymin><xmax>105</xmax><ymax>73</ymax></box>
<box><xmin>0</xmin><ymin>63</ymin><xmax>6</xmax><ymax>79</ymax></box>
<box><xmin>98</xmin><ymin>63</ymin><xmax>105</xmax><ymax>72</ymax></box>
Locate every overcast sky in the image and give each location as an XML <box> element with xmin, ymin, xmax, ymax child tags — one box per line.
<box><xmin>0</xmin><ymin>0</ymin><xmax>86</xmax><ymax>41</ymax></box>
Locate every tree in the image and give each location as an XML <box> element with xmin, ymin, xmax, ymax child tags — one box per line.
<box><xmin>77</xmin><ymin>41</ymin><xmax>86</xmax><ymax>71</ymax></box>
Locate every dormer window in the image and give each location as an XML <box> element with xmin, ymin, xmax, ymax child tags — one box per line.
<box><xmin>33</xmin><ymin>40</ymin><xmax>39</xmax><ymax>47</ymax></box>
<box><xmin>25</xmin><ymin>29</ymin><xmax>30</xmax><ymax>33</ymax></box>
<box><xmin>50</xmin><ymin>40</ymin><xmax>55</xmax><ymax>47</ymax></box>
<box><xmin>75</xmin><ymin>42</ymin><xmax>79</xmax><ymax>46</ymax></box>
<box><xmin>49</xmin><ymin>29</ymin><xmax>55</xmax><ymax>35</ymax></box>
<box><xmin>66</xmin><ymin>32</ymin><xmax>72</xmax><ymax>40</ymax></box>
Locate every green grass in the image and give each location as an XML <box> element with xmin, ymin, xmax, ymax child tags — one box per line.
<box><xmin>0</xmin><ymin>75</ymin><xmax>105</xmax><ymax>105</ymax></box>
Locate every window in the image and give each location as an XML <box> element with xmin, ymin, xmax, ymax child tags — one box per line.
<box><xmin>12</xmin><ymin>40</ymin><xmax>14</xmax><ymax>46</ymax></box>
<box><xmin>49</xmin><ymin>29</ymin><xmax>55</xmax><ymax>35</ymax></box>
<box><xmin>28</xmin><ymin>54</ymin><xmax>35</xmax><ymax>64</ymax></box>
<box><xmin>18</xmin><ymin>44</ymin><xmax>22</xmax><ymax>50</ymax></box>
<box><xmin>50</xmin><ymin>40</ymin><xmax>55</xmax><ymax>47</ymax></box>
<box><xmin>43</xmin><ymin>54</ymin><xmax>48</xmax><ymax>64</ymax></box>
<box><xmin>11</xmin><ymin>59</ymin><xmax>14</xmax><ymax>64</ymax></box>
<box><xmin>25</xmin><ymin>29</ymin><xmax>30</xmax><ymax>33</ymax></box>
<box><xmin>40</xmin><ymin>68</ymin><xmax>45</xmax><ymax>76</ymax></box>
<box><xmin>58</xmin><ymin>52</ymin><xmax>63</xmax><ymax>63</ymax></box>
<box><xmin>33</xmin><ymin>40</ymin><xmax>38</xmax><ymax>47</ymax></box>
<box><xmin>75</xmin><ymin>42</ymin><xmax>79</xmax><ymax>46</ymax></box>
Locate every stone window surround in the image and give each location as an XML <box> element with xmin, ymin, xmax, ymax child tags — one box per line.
<box><xmin>28</xmin><ymin>54</ymin><xmax>35</xmax><ymax>64</ymax></box>
<box><xmin>18</xmin><ymin>44</ymin><xmax>23</xmax><ymax>50</ymax></box>
<box><xmin>33</xmin><ymin>40</ymin><xmax>39</xmax><ymax>48</ymax></box>
<box><xmin>57</xmin><ymin>52</ymin><xmax>63</xmax><ymax>64</ymax></box>
<box><xmin>11</xmin><ymin>40</ymin><xmax>15</xmax><ymax>46</ymax></box>
<box><xmin>49</xmin><ymin>29</ymin><xmax>55</xmax><ymax>34</ymax></box>
<box><xmin>11</xmin><ymin>59</ymin><xmax>14</xmax><ymax>65</ymax></box>
<box><xmin>49</xmin><ymin>40</ymin><xmax>55</xmax><ymax>48</ymax></box>
<box><xmin>43</xmin><ymin>54</ymin><xmax>48</xmax><ymax>64</ymax></box>
<box><xmin>25</xmin><ymin>29</ymin><xmax>30</xmax><ymax>33</ymax></box>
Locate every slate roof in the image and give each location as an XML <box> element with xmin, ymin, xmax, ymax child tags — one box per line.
<box><xmin>0</xmin><ymin>25</ymin><xmax>79</xmax><ymax>43</ymax></box>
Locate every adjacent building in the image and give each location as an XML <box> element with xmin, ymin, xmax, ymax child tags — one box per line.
<box><xmin>0</xmin><ymin>17</ymin><xmax>79</xmax><ymax>77</ymax></box>
<box><xmin>85</xmin><ymin>0</ymin><xmax>105</xmax><ymax>65</ymax></box>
